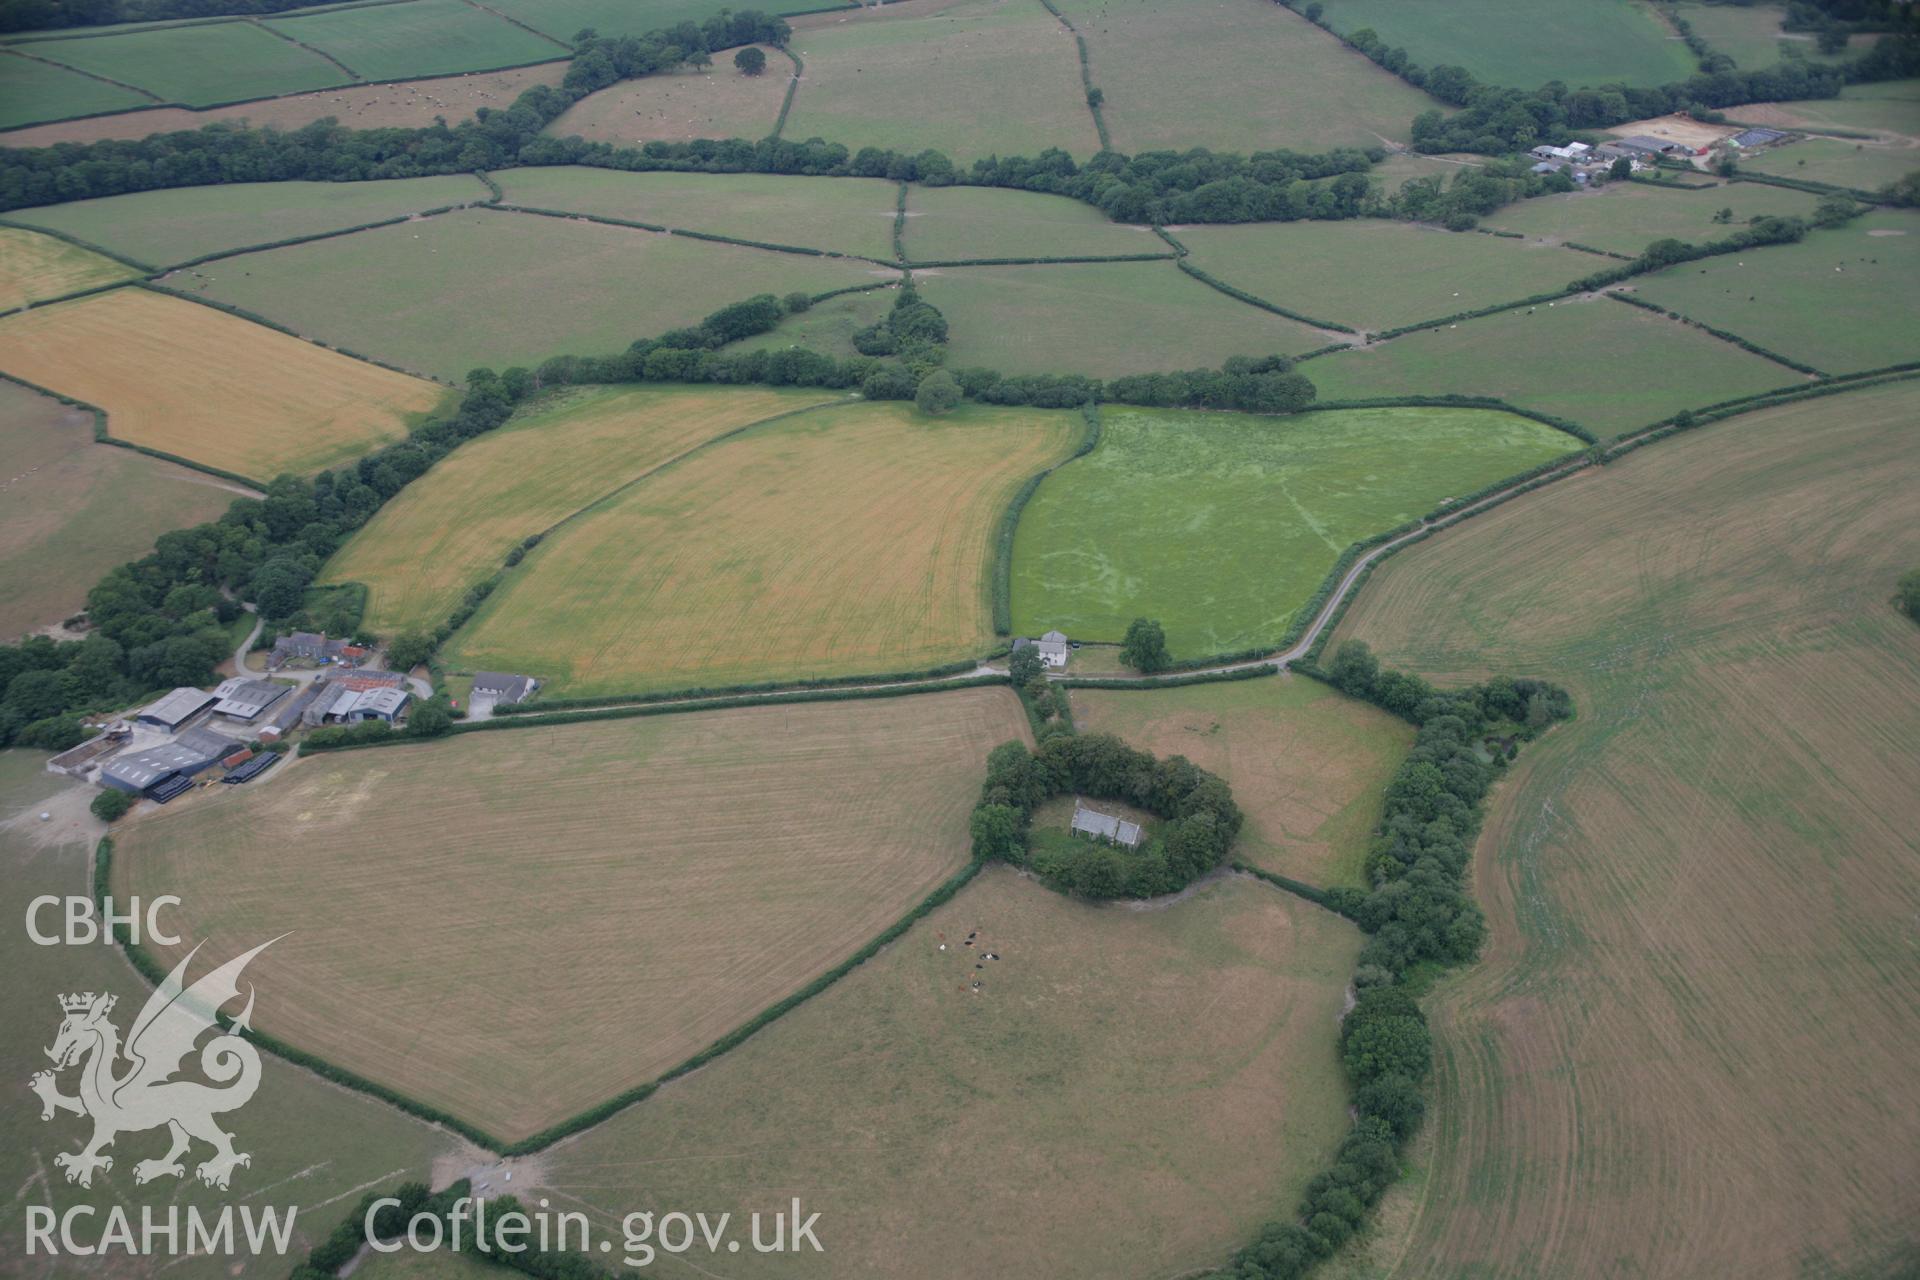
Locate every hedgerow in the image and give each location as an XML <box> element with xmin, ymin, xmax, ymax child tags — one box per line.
<box><xmin>1602</xmin><ymin>291</ymin><xmax>1825</xmax><ymax>375</ymax></box>
<box><xmin>1172</xmin><ymin>258</ymin><xmax>1356</xmax><ymax>332</ymax></box>
<box><xmin>990</xmin><ymin>402</ymin><xmax>1100</xmax><ymax>634</ymax></box>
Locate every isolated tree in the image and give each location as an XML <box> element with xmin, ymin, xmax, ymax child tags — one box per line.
<box><xmin>407</xmin><ymin>699</ymin><xmax>453</xmax><ymax>738</ymax></box>
<box><xmin>1897</xmin><ymin>568</ymin><xmax>1920</xmax><ymax>622</ymax></box>
<box><xmin>1120</xmin><ymin>617</ymin><xmax>1170</xmax><ymax>673</ymax></box>
<box><xmin>1009</xmin><ymin>643</ymin><xmax>1044</xmax><ymax>686</ymax></box>
<box><xmin>914</xmin><ymin>369</ymin><xmax>962</xmax><ymax>416</ymax></box>
<box><xmin>91</xmin><ymin>789</ymin><xmax>133</xmax><ymax>823</ymax></box>
<box><xmin>1609</xmin><ymin>156</ymin><xmax>1633</xmax><ymax>180</ymax></box>
<box><xmin>733</xmin><ymin>46</ymin><xmax>766</xmax><ymax>75</ymax></box>
<box><xmin>385</xmin><ymin>631</ymin><xmax>435</xmax><ymax>672</ymax></box>
<box><xmin>1328</xmin><ymin>640</ymin><xmax>1379</xmax><ymax>698</ymax></box>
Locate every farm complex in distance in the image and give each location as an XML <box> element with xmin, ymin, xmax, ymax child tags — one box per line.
<box><xmin>0</xmin><ymin>2</ymin><xmax>1914</xmax><ymax>1278</ymax></box>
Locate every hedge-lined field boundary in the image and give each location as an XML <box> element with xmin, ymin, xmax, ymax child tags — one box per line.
<box><xmin>906</xmin><ymin>251</ymin><xmax>1176</xmax><ymax>268</ymax></box>
<box><xmin>96</xmin><ymin>832</ymin><xmax>995</xmax><ymax>1156</ymax></box>
<box><xmin>0</xmin><ymin>275</ymin><xmax>141</xmax><ymax>319</ymax></box>
<box><xmin>990</xmin><ymin>400</ymin><xmax>1100</xmax><ymax>634</ymax></box>
<box><xmin>1060</xmin><ymin>663</ymin><xmax>1277</xmax><ymax>691</ymax></box>
<box><xmin>365</xmin><ymin>394</ymin><xmax>850</xmax><ymax>689</ymax></box>
<box><xmin>303</xmin><ymin>674</ymin><xmax>1015</xmax><ymax>752</ymax></box>
<box><xmin>0</xmin><ymin>215</ymin><xmax>157</xmax><ymax>270</ymax></box>
<box><xmin>1728</xmin><ymin>170</ymin><xmax>1889</xmax><ymax>203</ymax></box>
<box><xmin>1035</xmin><ymin>0</ymin><xmax>1110</xmax><ymax>151</ymax></box>
<box><xmin>137</xmin><ymin>279</ymin><xmax>455</xmax><ymax>382</ymax></box>
<box><xmin>494</xmin><ymin>657</ymin><xmax>998</xmax><ymax>716</ymax></box>
<box><xmin>503</xmin><ymin>856</ymin><xmax>988</xmax><ymax>1154</ymax></box>
<box><xmin>1173</xmin><ymin>257</ymin><xmax>1357</xmax><ymax>332</ymax></box>
<box><xmin>769</xmin><ymin>45</ymin><xmax>803</xmax><ymax>139</ymax></box>
<box><xmin>0</xmin><ymin>364</ymin><xmax>271</xmax><ymax>489</ymax></box>
<box><xmin>1604</xmin><ymin>289</ymin><xmax>1825</xmax><ymax>375</ymax></box>
<box><xmin>488</xmin><ymin>201</ymin><xmax>896</xmax><ymax>265</ymax></box>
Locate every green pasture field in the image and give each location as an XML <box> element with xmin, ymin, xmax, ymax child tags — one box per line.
<box><xmin>171</xmin><ymin>208</ymin><xmax>885</xmax><ymax>380</ymax></box>
<box><xmin>1009</xmin><ymin>404</ymin><xmax>1574</xmax><ymax>657</ymax></box>
<box><xmin>1674</xmin><ymin>1</ymin><xmax>1869</xmax><ymax>69</ymax></box>
<box><xmin>1739</xmin><ymin>135</ymin><xmax>1920</xmax><ymax>191</ymax></box>
<box><xmin>783</xmin><ymin>0</ymin><xmax>1099</xmax><ymax>163</ymax></box>
<box><xmin>536</xmin><ymin>866</ymin><xmax>1363</xmax><ymax>1280</ymax></box>
<box><xmin>1071</xmin><ymin>673</ymin><xmax>1411</xmax><ymax>887</ymax></box>
<box><xmin>5</xmin><ymin>174</ymin><xmax>490</xmax><ymax>268</ymax></box>
<box><xmin>483</xmin><ymin>0</ymin><xmax>763</xmax><ymax>41</ymax></box>
<box><xmin>1305</xmin><ymin>296</ymin><xmax>1794</xmax><ymax>438</ymax></box>
<box><xmin>25</xmin><ymin>20</ymin><xmax>351</xmax><ymax>107</ymax></box>
<box><xmin>115</xmin><ymin>689</ymin><xmax>1029</xmax><ymax>1138</ymax></box>
<box><xmin>1329</xmin><ymin>379</ymin><xmax>1920</xmax><ymax>1277</ymax></box>
<box><xmin>728</xmin><ymin>283</ymin><xmax>893</xmax><ymax>358</ymax></box>
<box><xmin>0</xmin><ymin>752</ymin><xmax>455</xmax><ymax>1280</ymax></box>
<box><xmin>494</xmin><ymin>166</ymin><xmax>900</xmax><ymax>259</ymax></box>
<box><xmin>352</xmin><ymin>1252</ymin><xmax>500</xmax><ymax>1280</ymax></box>
<box><xmin>323</xmin><ymin>383</ymin><xmax>838</xmax><ymax>635</ymax></box>
<box><xmin>1313</xmin><ymin>0</ymin><xmax>1696</xmax><ymax>88</ymax></box>
<box><xmin>0</xmin><ymin>378</ymin><xmax>237</xmax><ymax>637</ymax></box>
<box><xmin>917</xmin><ymin>260</ymin><xmax>1330</xmax><ymax>378</ymax></box>
<box><xmin>445</xmin><ymin>400</ymin><xmax>1079</xmax><ymax>694</ymax></box>
<box><xmin>904</xmin><ymin>183</ymin><xmax>1162</xmax><ymax>261</ymax></box>
<box><xmin>1482</xmin><ymin>180</ymin><xmax>1821</xmax><ymax>256</ymax></box>
<box><xmin>265</xmin><ymin>0</ymin><xmax>568</xmax><ymax>81</ymax></box>
<box><xmin>0</xmin><ymin>49</ymin><xmax>153</xmax><ymax>128</ymax></box>
<box><xmin>1739</xmin><ymin>77</ymin><xmax>1920</xmax><ymax>136</ymax></box>
<box><xmin>1629</xmin><ymin>210</ymin><xmax>1920</xmax><ymax>374</ymax></box>
<box><xmin>1053</xmin><ymin>0</ymin><xmax>1439</xmax><ymax>154</ymax></box>
<box><xmin>1176</xmin><ymin>218</ymin><xmax>1593</xmax><ymax>333</ymax></box>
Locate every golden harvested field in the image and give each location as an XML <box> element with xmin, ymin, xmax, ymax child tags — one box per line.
<box><xmin>0</xmin><ymin>226</ymin><xmax>138</xmax><ymax>311</ymax></box>
<box><xmin>324</xmin><ymin>384</ymin><xmax>840</xmax><ymax>636</ymax></box>
<box><xmin>446</xmin><ymin>401</ymin><xmax>1081</xmax><ymax>695</ymax></box>
<box><xmin>544</xmin><ymin>56</ymin><xmax>788</xmax><ymax>148</ymax></box>
<box><xmin>0</xmin><ymin>289</ymin><xmax>446</xmax><ymax>479</ymax></box>
<box><xmin>0</xmin><ymin>379</ymin><xmax>242</xmax><ymax>637</ymax></box>
<box><xmin>1329</xmin><ymin>379</ymin><xmax>1920</xmax><ymax>1277</ymax></box>
<box><xmin>0</xmin><ymin>62</ymin><xmax>568</xmax><ymax>149</ymax></box>
<box><xmin>533</xmin><ymin>866</ymin><xmax>1363</xmax><ymax>1280</ymax></box>
<box><xmin>1071</xmin><ymin>673</ymin><xmax>1411</xmax><ymax>888</ymax></box>
<box><xmin>114</xmin><ymin>687</ymin><xmax>1030</xmax><ymax>1141</ymax></box>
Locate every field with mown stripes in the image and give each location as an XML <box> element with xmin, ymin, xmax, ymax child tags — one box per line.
<box><xmin>1328</xmin><ymin>379</ymin><xmax>1920</xmax><ymax>1278</ymax></box>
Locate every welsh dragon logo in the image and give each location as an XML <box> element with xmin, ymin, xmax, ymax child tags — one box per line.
<box><xmin>32</xmin><ymin>938</ymin><xmax>278</xmax><ymax>1190</ymax></box>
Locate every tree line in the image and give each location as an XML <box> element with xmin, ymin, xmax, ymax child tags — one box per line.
<box><xmin>0</xmin><ymin>4</ymin><xmax>1578</xmax><ymax>239</ymax></box>
<box><xmin>1230</xmin><ymin>641</ymin><xmax>1575</xmax><ymax>1277</ymax></box>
